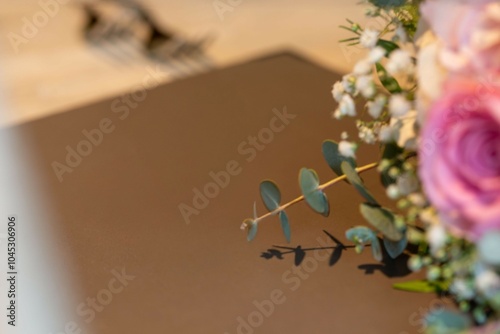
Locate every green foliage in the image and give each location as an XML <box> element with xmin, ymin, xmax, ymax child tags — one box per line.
<box><xmin>346</xmin><ymin>226</ymin><xmax>374</xmax><ymax>244</ymax></box>
<box><xmin>279</xmin><ymin>211</ymin><xmax>291</xmax><ymax>243</ymax></box>
<box><xmin>242</xmin><ymin>219</ymin><xmax>258</xmax><ymax>242</ymax></box>
<box><xmin>360</xmin><ymin>203</ymin><xmax>403</xmax><ymax>241</ymax></box>
<box><xmin>341</xmin><ymin>162</ymin><xmax>378</xmax><ymax>205</ymax></box>
<box><xmin>380</xmin><ymin>143</ymin><xmax>405</xmax><ymax>187</ymax></box>
<box><xmin>260</xmin><ymin>180</ymin><xmax>281</xmax><ymax>212</ymax></box>
<box><xmin>376</xmin><ymin>63</ymin><xmax>403</xmax><ymax>94</ymax></box>
<box><xmin>371</xmin><ymin>237</ymin><xmax>383</xmax><ymax>262</ymax></box>
<box><xmin>384</xmin><ymin>235</ymin><xmax>407</xmax><ymax>259</ymax></box>
<box><xmin>299</xmin><ymin>168</ymin><xmax>330</xmax><ymax>216</ymax></box>
<box><xmin>368</xmin><ymin>0</ymin><xmax>406</xmax><ymax>8</ymax></box>
<box><xmin>346</xmin><ymin>226</ymin><xmax>382</xmax><ymax>261</ymax></box>
<box><xmin>376</xmin><ymin>39</ymin><xmax>399</xmax><ymax>55</ymax></box>
<box><xmin>322</xmin><ymin>140</ymin><xmax>357</xmax><ymax>177</ymax></box>
<box><xmin>393</xmin><ymin>280</ymin><xmax>449</xmax><ymax>293</ymax></box>
<box><xmin>425</xmin><ymin>310</ymin><xmax>472</xmax><ymax>334</ymax></box>
<box><xmin>395</xmin><ymin>3</ymin><xmax>422</xmax><ymax>39</ymax></box>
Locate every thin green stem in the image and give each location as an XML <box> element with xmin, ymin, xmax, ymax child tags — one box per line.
<box><xmin>254</xmin><ymin>162</ymin><xmax>378</xmax><ymax>224</ymax></box>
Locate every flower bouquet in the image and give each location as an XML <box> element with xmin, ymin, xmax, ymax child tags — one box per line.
<box><xmin>240</xmin><ymin>0</ymin><xmax>500</xmax><ymax>332</ymax></box>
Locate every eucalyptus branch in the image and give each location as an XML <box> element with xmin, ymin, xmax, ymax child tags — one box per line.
<box><xmin>254</xmin><ymin>162</ymin><xmax>378</xmax><ymax>224</ymax></box>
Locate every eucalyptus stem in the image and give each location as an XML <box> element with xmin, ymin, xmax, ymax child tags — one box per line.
<box><xmin>254</xmin><ymin>162</ymin><xmax>378</xmax><ymax>224</ymax></box>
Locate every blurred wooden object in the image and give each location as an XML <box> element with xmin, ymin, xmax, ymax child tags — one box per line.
<box><xmin>0</xmin><ymin>0</ymin><xmax>367</xmax><ymax>126</ymax></box>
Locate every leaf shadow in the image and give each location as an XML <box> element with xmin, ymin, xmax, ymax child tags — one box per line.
<box><xmin>260</xmin><ymin>230</ymin><xmax>354</xmax><ymax>267</ymax></box>
<box><xmin>357</xmin><ymin>247</ymin><xmax>412</xmax><ymax>278</ymax></box>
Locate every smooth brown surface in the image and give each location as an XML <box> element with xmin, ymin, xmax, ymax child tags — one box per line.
<box><xmin>17</xmin><ymin>53</ymin><xmax>436</xmax><ymax>333</ymax></box>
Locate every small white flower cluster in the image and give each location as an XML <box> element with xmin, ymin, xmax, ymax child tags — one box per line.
<box><xmin>389</xmin><ymin>94</ymin><xmax>412</xmax><ymax>117</ymax></box>
<box><xmin>356</xmin><ymin>121</ymin><xmax>380</xmax><ymax>144</ymax></box>
<box><xmin>331</xmin><ymin>40</ymin><xmax>387</xmax><ymax>120</ymax></box>
<box><xmin>386</xmin><ymin>49</ymin><xmax>414</xmax><ymax>76</ymax></box>
<box><xmin>338</xmin><ymin>132</ymin><xmax>358</xmax><ymax>158</ymax></box>
<box><xmin>332</xmin><ymin>23</ymin><xmax>419</xmax><ymax>153</ymax></box>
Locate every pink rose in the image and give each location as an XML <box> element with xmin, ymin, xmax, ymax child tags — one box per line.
<box><xmin>419</xmin><ymin>78</ymin><xmax>500</xmax><ymax>241</ymax></box>
<box><xmin>421</xmin><ymin>0</ymin><xmax>500</xmax><ymax>73</ymax></box>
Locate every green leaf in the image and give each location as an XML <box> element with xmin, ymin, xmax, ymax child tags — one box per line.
<box><xmin>393</xmin><ymin>280</ymin><xmax>449</xmax><ymax>293</ymax></box>
<box><xmin>380</xmin><ymin>143</ymin><xmax>405</xmax><ymax>187</ymax></box>
<box><xmin>341</xmin><ymin>162</ymin><xmax>378</xmax><ymax>205</ymax></box>
<box><xmin>346</xmin><ymin>227</ymin><xmax>381</xmax><ymax>261</ymax></box>
<box><xmin>322</xmin><ymin>140</ymin><xmax>357</xmax><ymax>177</ymax></box>
<box><xmin>299</xmin><ymin>168</ymin><xmax>330</xmax><ymax>216</ymax></box>
<box><xmin>384</xmin><ymin>235</ymin><xmax>407</xmax><ymax>259</ymax></box>
<box><xmin>279</xmin><ymin>211</ymin><xmax>291</xmax><ymax>243</ymax></box>
<box><xmin>299</xmin><ymin>168</ymin><xmax>319</xmax><ymax>192</ymax></box>
<box><xmin>260</xmin><ymin>180</ymin><xmax>281</xmax><ymax>212</ymax></box>
<box><xmin>307</xmin><ymin>191</ymin><xmax>330</xmax><ymax>217</ymax></box>
<box><xmin>346</xmin><ymin>226</ymin><xmax>375</xmax><ymax>244</ymax></box>
<box><xmin>368</xmin><ymin>0</ymin><xmax>406</xmax><ymax>8</ymax></box>
<box><xmin>425</xmin><ymin>310</ymin><xmax>472</xmax><ymax>334</ymax></box>
<box><xmin>376</xmin><ymin>39</ymin><xmax>400</xmax><ymax>55</ymax></box>
<box><xmin>382</xmin><ymin>142</ymin><xmax>404</xmax><ymax>160</ymax></box>
<box><xmin>375</xmin><ymin>63</ymin><xmax>402</xmax><ymax>94</ymax></box>
<box><xmin>371</xmin><ymin>237</ymin><xmax>383</xmax><ymax>262</ymax></box>
<box><xmin>242</xmin><ymin>219</ymin><xmax>258</xmax><ymax>242</ymax></box>
<box><xmin>360</xmin><ymin>203</ymin><xmax>403</xmax><ymax>241</ymax></box>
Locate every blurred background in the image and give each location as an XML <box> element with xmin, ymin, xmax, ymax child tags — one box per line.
<box><xmin>0</xmin><ymin>0</ymin><xmax>368</xmax><ymax>127</ymax></box>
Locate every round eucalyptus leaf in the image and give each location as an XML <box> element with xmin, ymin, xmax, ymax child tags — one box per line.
<box><xmin>360</xmin><ymin>203</ymin><xmax>402</xmax><ymax>241</ymax></box>
<box><xmin>345</xmin><ymin>226</ymin><xmax>375</xmax><ymax>244</ymax></box>
<box><xmin>371</xmin><ymin>237</ymin><xmax>383</xmax><ymax>262</ymax></box>
<box><xmin>341</xmin><ymin>161</ymin><xmax>378</xmax><ymax>205</ymax></box>
<box><xmin>242</xmin><ymin>219</ymin><xmax>258</xmax><ymax>242</ymax></box>
<box><xmin>304</xmin><ymin>190</ymin><xmax>330</xmax><ymax>217</ymax></box>
<box><xmin>299</xmin><ymin>168</ymin><xmax>330</xmax><ymax>216</ymax></box>
<box><xmin>279</xmin><ymin>211</ymin><xmax>291</xmax><ymax>243</ymax></box>
<box><xmin>260</xmin><ymin>180</ymin><xmax>281</xmax><ymax>212</ymax></box>
<box><xmin>425</xmin><ymin>310</ymin><xmax>472</xmax><ymax>334</ymax></box>
<box><xmin>322</xmin><ymin>140</ymin><xmax>356</xmax><ymax>177</ymax></box>
<box><xmin>384</xmin><ymin>235</ymin><xmax>407</xmax><ymax>259</ymax></box>
<box><xmin>299</xmin><ymin>168</ymin><xmax>320</xmax><ymax>194</ymax></box>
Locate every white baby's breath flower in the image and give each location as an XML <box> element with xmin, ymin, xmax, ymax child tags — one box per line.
<box><xmin>386</xmin><ymin>184</ymin><xmax>400</xmax><ymax>199</ymax></box>
<box><xmin>360</xmin><ymin>29</ymin><xmax>380</xmax><ymax>49</ymax></box>
<box><xmin>353</xmin><ymin>59</ymin><xmax>372</xmax><ymax>75</ymax></box>
<box><xmin>426</xmin><ymin>223</ymin><xmax>447</xmax><ymax>255</ymax></box>
<box><xmin>331</xmin><ymin>81</ymin><xmax>345</xmax><ymax>102</ymax></box>
<box><xmin>338</xmin><ymin>140</ymin><xmax>357</xmax><ymax>158</ymax></box>
<box><xmin>341</xmin><ymin>131</ymin><xmax>349</xmax><ymax>140</ymax></box>
<box><xmin>387</xmin><ymin>49</ymin><xmax>413</xmax><ymax>76</ymax></box>
<box><xmin>389</xmin><ymin>95</ymin><xmax>411</xmax><ymax>117</ymax></box>
<box><xmin>355</xmin><ymin>75</ymin><xmax>376</xmax><ymax>99</ymax></box>
<box><xmin>368</xmin><ymin>46</ymin><xmax>386</xmax><ymax>63</ymax></box>
<box><xmin>358</xmin><ymin>126</ymin><xmax>376</xmax><ymax>144</ymax></box>
<box><xmin>342</xmin><ymin>74</ymin><xmax>356</xmax><ymax>95</ymax></box>
<box><xmin>379</xmin><ymin>125</ymin><xmax>397</xmax><ymax>142</ymax></box>
<box><xmin>339</xmin><ymin>94</ymin><xmax>356</xmax><ymax>117</ymax></box>
<box><xmin>476</xmin><ymin>269</ymin><xmax>500</xmax><ymax>295</ymax></box>
<box><xmin>366</xmin><ymin>95</ymin><xmax>386</xmax><ymax>119</ymax></box>
<box><xmin>332</xmin><ymin>109</ymin><xmax>342</xmax><ymax>119</ymax></box>
<box><xmin>451</xmin><ymin>279</ymin><xmax>475</xmax><ymax>300</ymax></box>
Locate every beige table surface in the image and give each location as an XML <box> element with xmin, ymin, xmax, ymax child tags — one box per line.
<box><xmin>0</xmin><ymin>0</ymin><xmax>374</xmax><ymax>126</ymax></box>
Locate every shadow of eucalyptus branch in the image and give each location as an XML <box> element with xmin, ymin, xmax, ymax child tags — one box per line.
<box><xmin>260</xmin><ymin>230</ymin><xmax>356</xmax><ymax>266</ymax></box>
